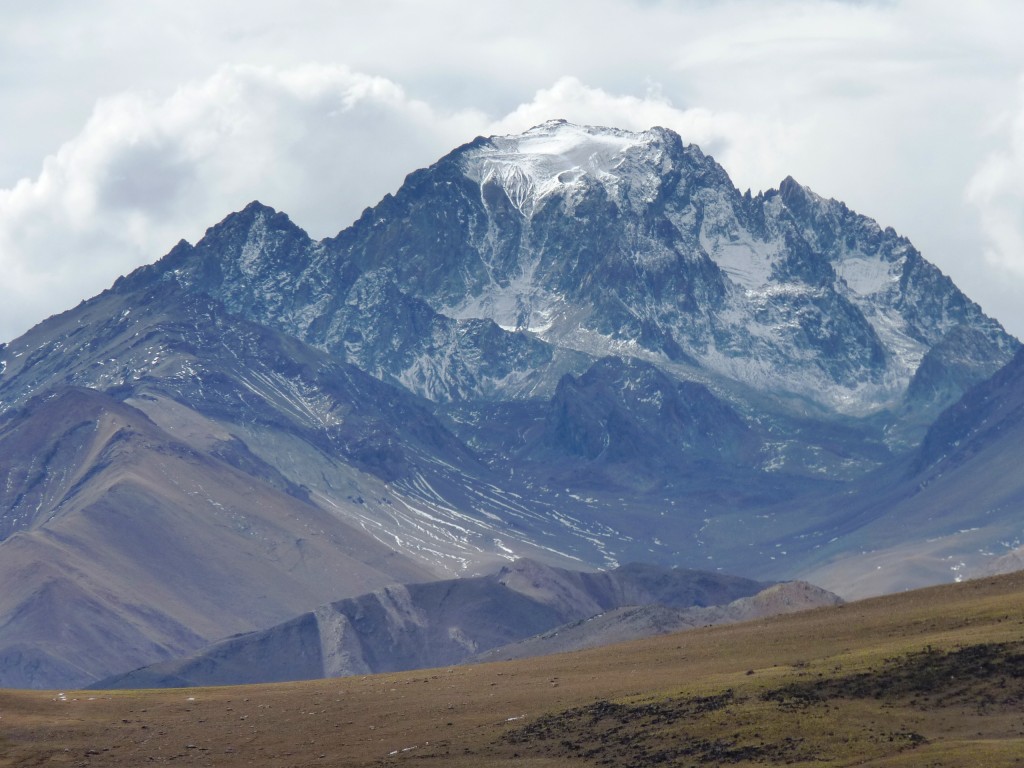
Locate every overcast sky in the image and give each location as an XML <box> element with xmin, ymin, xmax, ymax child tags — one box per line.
<box><xmin>3</xmin><ymin>0</ymin><xmax>1024</xmax><ymax>343</ymax></box>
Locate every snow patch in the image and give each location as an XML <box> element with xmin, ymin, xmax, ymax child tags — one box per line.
<box><xmin>462</xmin><ymin>121</ymin><xmax>654</xmax><ymax>214</ymax></box>
<box><xmin>834</xmin><ymin>255</ymin><xmax>897</xmax><ymax>296</ymax></box>
<box><xmin>708</xmin><ymin>240</ymin><xmax>777</xmax><ymax>290</ymax></box>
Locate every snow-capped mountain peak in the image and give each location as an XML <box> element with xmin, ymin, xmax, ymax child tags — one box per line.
<box><xmin>106</xmin><ymin>121</ymin><xmax>1016</xmax><ymax>418</ymax></box>
<box><xmin>460</xmin><ymin>120</ymin><xmax>668</xmax><ymax>213</ymax></box>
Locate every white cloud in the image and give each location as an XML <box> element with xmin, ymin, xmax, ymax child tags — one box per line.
<box><xmin>967</xmin><ymin>78</ymin><xmax>1024</xmax><ymax>276</ymax></box>
<box><xmin>0</xmin><ymin>64</ymin><xmax>486</xmax><ymax>342</ymax></box>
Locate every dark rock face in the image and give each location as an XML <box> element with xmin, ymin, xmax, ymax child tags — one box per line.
<box><xmin>538</xmin><ymin>357</ymin><xmax>753</xmax><ymax>469</ymax></box>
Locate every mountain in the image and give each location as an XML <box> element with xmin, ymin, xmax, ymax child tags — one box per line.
<box><xmin>0</xmin><ymin>120</ymin><xmax>1019</xmax><ymax>688</ymax></box>
<box><xmin>108</xmin><ymin>122</ymin><xmax>1016</xmax><ymax>420</ymax></box>
<box><xmin>0</xmin><ymin>283</ymin><xmax>560</xmax><ymax>689</ymax></box>
<box><xmin>0</xmin><ymin>338</ymin><xmax>442</xmax><ymax>688</ymax></box>
<box><xmin>91</xmin><ymin>559</ymin><xmax>768</xmax><ymax>689</ymax></box>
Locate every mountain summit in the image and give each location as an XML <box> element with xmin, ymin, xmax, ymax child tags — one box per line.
<box><xmin>122</xmin><ymin>120</ymin><xmax>1014</xmax><ymax>416</ymax></box>
<box><xmin>0</xmin><ymin>122</ymin><xmax>1019</xmax><ymax>688</ymax></box>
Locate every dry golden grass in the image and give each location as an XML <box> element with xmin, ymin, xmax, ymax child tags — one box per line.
<box><xmin>3</xmin><ymin>570</ymin><xmax>1024</xmax><ymax>766</ymax></box>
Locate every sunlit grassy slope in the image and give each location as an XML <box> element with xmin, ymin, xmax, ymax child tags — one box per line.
<box><xmin>3</xmin><ymin>570</ymin><xmax>1024</xmax><ymax>767</ymax></box>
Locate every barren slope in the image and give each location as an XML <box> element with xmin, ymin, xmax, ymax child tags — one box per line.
<box><xmin>0</xmin><ymin>387</ymin><xmax>433</xmax><ymax>689</ymax></box>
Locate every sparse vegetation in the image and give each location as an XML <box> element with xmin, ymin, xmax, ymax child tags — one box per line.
<box><xmin>506</xmin><ymin>645</ymin><xmax>1024</xmax><ymax>765</ymax></box>
<box><xmin>3</xmin><ymin>572</ymin><xmax>1024</xmax><ymax>766</ymax></box>
<box><xmin>499</xmin><ymin>639</ymin><xmax>1024</xmax><ymax>766</ymax></box>
<box><xmin>765</xmin><ymin>641</ymin><xmax>1024</xmax><ymax>713</ymax></box>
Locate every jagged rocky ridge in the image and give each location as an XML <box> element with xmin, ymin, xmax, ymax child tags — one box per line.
<box><xmin>120</xmin><ymin>121</ymin><xmax>1015</xmax><ymax>417</ymax></box>
<box><xmin>0</xmin><ymin>120</ymin><xmax>1021</xmax><ymax>688</ymax></box>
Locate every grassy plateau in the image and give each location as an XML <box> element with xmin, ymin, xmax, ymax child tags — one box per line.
<box><xmin>3</xmin><ymin>570</ymin><xmax>1024</xmax><ymax>767</ymax></box>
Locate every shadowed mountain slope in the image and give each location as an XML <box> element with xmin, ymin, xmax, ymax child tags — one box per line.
<box><xmin>791</xmin><ymin>347</ymin><xmax>1024</xmax><ymax>596</ymax></box>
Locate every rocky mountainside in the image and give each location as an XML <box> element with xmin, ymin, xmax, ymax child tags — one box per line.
<box><xmin>91</xmin><ymin>559</ymin><xmax>769</xmax><ymax>689</ymax></box>
<box><xmin>105</xmin><ymin>121</ymin><xmax>1016</xmax><ymax>421</ymax></box>
<box><xmin>0</xmin><ymin>120</ymin><xmax>1019</xmax><ymax>688</ymax></box>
